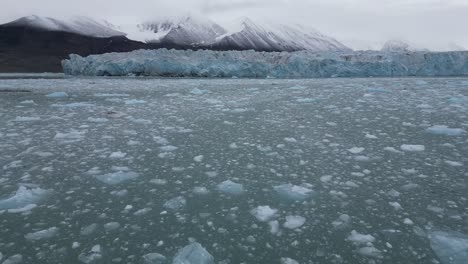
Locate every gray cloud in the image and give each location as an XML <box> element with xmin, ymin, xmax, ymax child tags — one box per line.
<box><xmin>1</xmin><ymin>0</ymin><xmax>467</xmax><ymax>50</ymax></box>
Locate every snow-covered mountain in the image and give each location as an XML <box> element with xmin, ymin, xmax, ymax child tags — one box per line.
<box><xmin>3</xmin><ymin>15</ymin><xmax>125</xmax><ymax>38</ymax></box>
<box><xmin>214</xmin><ymin>17</ymin><xmax>350</xmax><ymax>52</ymax></box>
<box><xmin>122</xmin><ymin>15</ymin><xmax>349</xmax><ymax>52</ymax></box>
<box><xmin>135</xmin><ymin>15</ymin><xmax>226</xmax><ymax>46</ymax></box>
<box><xmin>380</xmin><ymin>40</ymin><xmax>429</xmax><ymax>52</ymax></box>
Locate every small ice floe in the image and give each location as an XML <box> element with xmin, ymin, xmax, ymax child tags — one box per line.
<box><xmin>20</xmin><ymin>100</ymin><xmax>35</xmax><ymax>104</ymax></box>
<box><xmin>444</xmin><ymin>160</ymin><xmax>463</xmax><ymax>167</ymax></box>
<box><xmin>194</xmin><ymin>155</ymin><xmax>204</xmax><ymax>162</ymax></box>
<box><xmin>426</xmin><ymin>125</ymin><xmax>465</xmax><ymax>136</ymax></box>
<box><xmin>193</xmin><ymin>187</ymin><xmax>210</xmax><ymax>195</ymax></box>
<box><xmin>173</xmin><ymin>242</ymin><xmax>214</xmax><ymax>264</ymax></box>
<box><xmin>87</xmin><ymin>117</ymin><xmax>108</xmax><ymax>123</ymax></box>
<box><xmin>384</xmin><ymin>147</ymin><xmax>401</xmax><ymax>153</ymax></box>
<box><xmin>109</xmin><ymin>151</ymin><xmax>126</xmax><ymax>159</ymax></box>
<box><xmin>125</xmin><ymin>99</ymin><xmax>146</xmax><ymax>105</ymax></box>
<box><xmin>216</xmin><ymin>180</ymin><xmax>244</xmax><ymax>195</ymax></box>
<box><xmin>400</xmin><ymin>144</ymin><xmax>425</xmax><ymax>152</ymax></box>
<box><xmin>159</xmin><ymin>145</ymin><xmax>178</xmax><ymax>152</ymax></box>
<box><xmin>283</xmin><ymin>215</ymin><xmax>306</xmax><ymax>229</ymax></box>
<box><xmin>94</xmin><ymin>93</ymin><xmax>129</xmax><ymax>97</ymax></box>
<box><xmin>365</xmin><ymin>133</ymin><xmax>378</xmax><ymax>139</ymax></box>
<box><xmin>250</xmin><ymin>206</ymin><xmax>278</xmax><ymax>222</ymax></box>
<box><xmin>280</xmin><ymin>257</ymin><xmax>299</xmax><ymax>264</ymax></box>
<box><xmin>429</xmin><ymin>231</ymin><xmax>468</xmax><ymax>264</ymax></box>
<box><xmin>389</xmin><ymin>202</ymin><xmax>403</xmax><ymax>210</ymax></box>
<box><xmin>12</xmin><ymin>116</ymin><xmax>41</xmax><ymax>122</ymax></box>
<box><xmin>273</xmin><ymin>184</ymin><xmax>315</xmax><ymax>202</ymax></box>
<box><xmin>348</xmin><ymin>147</ymin><xmax>365</xmax><ymax>154</ymax></box>
<box><xmin>163</xmin><ymin>196</ymin><xmax>186</xmax><ymax>211</ymax></box>
<box><xmin>269</xmin><ymin>220</ymin><xmax>280</xmax><ymax>235</ymax></box>
<box><xmin>25</xmin><ymin>227</ymin><xmax>59</xmax><ymax>241</ymax></box>
<box><xmin>80</xmin><ymin>224</ymin><xmax>98</xmax><ymax>236</ymax></box>
<box><xmin>332</xmin><ymin>214</ymin><xmax>351</xmax><ymax>229</ymax></box>
<box><xmin>104</xmin><ymin>222</ymin><xmax>120</xmax><ymax>232</ymax></box>
<box><xmin>284</xmin><ymin>137</ymin><xmax>297</xmax><ymax>143</ymax></box>
<box><xmin>46</xmin><ymin>92</ymin><xmax>68</xmax><ymax>98</ymax></box>
<box><xmin>357</xmin><ymin>246</ymin><xmax>382</xmax><ymax>258</ymax></box>
<box><xmin>190</xmin><ymin>88</ymin><xmax>208</xmax><ymax>95</ymax></box>
<box><xmin>347</xmin><ymin>230</ymin><xmax>376</xmax><ymax>244</ymax></box>
<box><xmin>142</xmin><ymin>253</ymin><xmax>166</xmax><ymax>264</ymax></box>
<box><xmin>78</xmin><ymin>245</ymin><xmax>103</xmax><ymax>264</ymax></box>
<box><xmin>54</xmin><ymin>130</ymin><xmax>86</xmax><ymax>142</ymax></box>
<box><xmin>51</xmin><ymin>102</ymin><xmax>94</xmax><ymax>108</ymax></box>
<box><xmin>95</xmin><ymin>169</ymin><xmax>139</xmax><ymax>185</ymax></box>
<box><xmin>0</xmin><ymin>186</ymin><xmax>51</xmax><ymax>212</ymax></box>
<box><xmin>1</xmin><ymin>254</ymin><xmax>23</xmax><ymax>264</ymax></box>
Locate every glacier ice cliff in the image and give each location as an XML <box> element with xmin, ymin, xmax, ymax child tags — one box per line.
<box><xmin>62</xmin><ymin>49</ymin><xmax>468</xmax><ymax>78</ymax></box>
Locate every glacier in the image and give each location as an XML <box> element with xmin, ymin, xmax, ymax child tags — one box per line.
<box><xmin>62</xmin><ymin>49</ymin><xmax>468</xmax><ymax>78</ymax></box>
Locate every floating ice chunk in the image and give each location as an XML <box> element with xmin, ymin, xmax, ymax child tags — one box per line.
<box><xmin>389</xmin><ymin>202</ymin><xmax>403</xmax><ymax>210</ymax></box>
<box><xmin>163</xmin><ymin>196</ymin><xmax>186</xmax><ymax>211</ymax></box>
<box><xmin>6</xmin><ymin>204</ymin><xmax>37</xmax><ymax>213</ymax></box>
<box><xmin>142</xmin><ymin>253</ymin><xmax>166</xmax><ymax>264</ymax></box>
<box><xmin>94</xmin><ymin>93</ymin><xmax>129</xmax><ymax>97</ymax></box>
<box><xmin>429</xmin><ymin>231</ymin><xmax>468</xmax><ymax>264</ymax></box>
<box><xmin>193</xmin><ymin>187</ymin><xmax>210</xmax><ymax>195</ymax></box>
<box><xmin>403</xmin><ymin>218</ymin><xmax>414</xmax><ymax>225</ymax></box>
<box><xmin>25</xmin><ymin>227</ymin><xmax>59</xmax><ymax>241</ymax></box>
<box><xmin>190</xmin><ymin>88</ymin><xmax>208</xmax><ymax>95</ymax></box>
<box><xmin>269</xmin><ymin>220</ymin><xmax>280</xmax><ymax>235</ymax></box>
<box><xmin>87</xmin><ymin>117</ymin><xmax>108</xmax><ymax>123</ymax></box>
<box><xmin>54</xmin><ymin>130</ymin><xmax>86</xmax><ymax>141</ymax></box>
<box><xmin>104</xmin><ymin>222</ymin><xmax>120</xmax><ymax>232</ymax></box>
<box><xmin>348</xmin><ymin>147</ymin><xmax>365</xmax><ymax>154</ymax></box>
<box><xmin>46</xmin><ymin>92</ymin><xmax>68</xmax><ymax>98</ymax></box>
<box><xmin>125</xmin><ymin>99</ymin><xmax>146</xmax><ymax>105</ymax></box>
<box><xmin>250</xmin><ymin>206</ymin><xmax>278</xmax><ymax>222</ymax></box>
<box><xmin>332</xmin><ymin>214</ymin><xmax>351</xmax><ymax>229</ymax></box>
<box><xmin>284</xmin><ymin>137</ymin><xmax>297</xmax><ymax>143</ymax></box>
<box><xmin>384</xmin><ymin>147</ymin><xmax>401</xmax><ymax>153</ymax></box>
<box><xmin>357</xmin><ymin>246</ymin><xmax>382</xmax><ymax>258</ymax></box>
<box><xmin>0</xmin><ymin>186</ymin><xmax>50</xmax><ymax>211</ymax></box>
<box><xmin>80</xmin><ymin>224</ymin><xmax>98</xmax><ymax>236</ymax></box>
<box><xmin>320</xmin><ymin>175</ymin><xmax>333</xmax><ymax>183</ymax></box>
<box><xmin>347</xmin><ymin>230</ymin><xmax>376</xmax><ymax>244</ymax></box>
<box><xmin>51</xmin><ymin>102</ymin><xmax>94</xmax><ymax>108</ymax></box>
<box><xmin>283</xmin><ymin>216</ymin><xmax>306</xmax><ymax>229</ymax></box>
<box><xmin>194</xmin><ymin>155</ymin><xmax>204</xmax><ymax>162</ymax></box>
<box><xmin>216</xmin><ymin>180</ymin><xmax>244</xmax><ymax>195</ymax></box>
<box><xmin>280</xmin><ymin>257</ymin><xmax>299</xmax><ymax>264</ymax></box>
<box><xmin>95</xmin><ymin>170</ymin><xmax>139</xmax><ymax>185</ymax></box>
<box><xmin>13</xmin><ymin>116</ymin><xmax>41</xmax><ymax>122</ymax></box>
<box><xmin>109</xmin><ymin>151</ymin><xmax>126</xmax><ymax>159</ymax></box>
<box><xmin>78</xmin><ymin>245</ymin><xmax>103</xmax><ymax>264</ymax></box>
<box><xmin>173</xmin><ymin>242</ymin><xmax>214</xmax><ymax>264</ymax></box>
<box><xmin>400</xmin><ymin>144</ymin><xmax>425</xmax><ymax>152</ymax></box>
<box><xmin>2</xmin><ymin>254</ymin><xmax>23</xmax><ymax>264</ymax></box>
<box><xmin>273</xmin><ymin>184</ymin><xmax>314</xmax><ymax>202</ymax></box>
<box><xmin>445</xmin><ymin>160</ymin><xmax>463</xmax><ymax>167</ymax></box>
<box><xmin>426</xmin><ymin>125</ymin><xmax>465</xmax><ymax>136</ymax></box>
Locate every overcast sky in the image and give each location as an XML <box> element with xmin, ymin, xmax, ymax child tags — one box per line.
<box><xmin>2</xmin><ymin>0</ymin><xmax>468</xmax><ymax>50</ymax></box>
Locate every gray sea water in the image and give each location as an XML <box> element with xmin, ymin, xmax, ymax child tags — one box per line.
<box><xmin>0</xmin><ymin>76</ymin><xmax>467</xmax><ymax>264</ymax></box>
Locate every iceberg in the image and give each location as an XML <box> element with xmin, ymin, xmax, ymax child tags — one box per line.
<box><xmin>173</xmin><ymin>242</ymin><xmax>214</xmax><ymax>264</ymax></box>
<box><xmin>273</xmin><ymin>184</ymin><xmax>315</xmax><ymax>202</ymax></box>
<box><xmin>62</xmin><ymin>49</ymin><xmax>468</xmax><ymax>78</ymax></box>
<box><xmin>216</xmin><ymin>180</ymin><xmax>244</xmax><ymax>195</ymax></box>
<box><xmin>429</xmin><ymin>231</ymin><xmax>468</xmax><ymax>264</ymax></box>
<box><xmin>0</xmin><ymin>186</ymin><xmax>51</xmax><ymax>211</ymax></box>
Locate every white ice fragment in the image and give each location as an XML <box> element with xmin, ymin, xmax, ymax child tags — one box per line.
<box><xmin>389</xmin><ymin>202</ymin><xmax>403</xmax><ymax>210</ymax></box>
<box><xmin>54</xmin><ymin>130</ymin><xmax>86</xmax><ymax>141</ymax></box>
<box><xmin>25</xmin><ymin>227</ymin><xmax>59</xmax><ymax>241</ymax></box>
<box><xmin>46</xmin><ymin>92</ymin><xmax>68</xmax><ymax>98</ymax></box>
<box><xmin>194</xmin><ymin>155</ymin><xmax>204</xmax><ymax>162</ymax></box>
<box><xmin>445</xmin><ymin>160</ymin><xmax>463</xmax><ymax>167</ymax></box>
<box><xmin>142</xmin><ymin>253</ymin><xmax>166</xmax><ymax>264</ymax></box>
<box><xmin>426</xmin><ymin>125</ymin><xmax>465</xmax><ymax>136</ymax></box>
<box><xmin>347</xmin><ymin>230</ymin><xmax>376</xmax><ymax>244</ymax></box>
<box><xmin>250</xmin><ymin>206</ymin><xmax>278</xmax><ymax>222</ymax></box>
<box><xmin>125</xmin><ymin>99</ymin><xmax>146</xmax><ymax>105</ymax></box>
<box><xmin>332</xmin><ymin>214</ymin><xmax>351</xmax><ymax>229</ymax></box>
<box><xmin>51</xmin><ymin>102</ymin><xmax>94</xmax><ymax>108</ymax></box>
<box><xmin>269</xmin><ymin>220</ymin><xmax>280</xmax><ymax>235</ymax></box>
<box><xmin>87</xmin><ymin>117</ymin><xmax>108</xmax><ymax>123</ymax></box>
<box><xmin>357</xmin><ymin>246</ymin><xmax>382</xmax><ymax>258</ymax></box>
<box><xmin>348</xmin><ymin>147</ymin><xmax>365</xmax><ymax>154</ymax></box>
<box><xmin>0</xmin><ymin>186</ymin><xmax>50</xmax><ymax>211</ymax></box>
<box><xmin>320</xmin><ymin>175</ymin><xmax>333</xmax><ymax>183</ymax></box>
<box><xmin>273</xmin><ymin>184</ymin><xmax>314</xmax><ymax>202</ymax></box>
<box><xmin>78</xmin><ymin>245</ymin><xmax>103</xmax><ymax>264</ymax></box>
<box><xmin>104</xmin><ymin>222</ymin><xmax>120</xmax><ymax>232</ymax></box>
<box><xmin>280</xmin><ymin>257</ymin><xmax>299</xmax><ymax>264</ymax></box>
<box><xmin>80</xmin><ymin>224</ymin><xmax>98</xmax><ymax>236</ymax></box>
<box><xmin>109</xmin><ymin>151</ymin><xmax>126</xmax><ymax>159</ymax></box>
<box><xmin>2</xmin><ymin>254</ymin><xmax>23</xmax><ymax>264</ymax></box>
<box><xmin>384</xmin><ymin>147</ymin><xmax>401</xmax><ymax>153</ymax></box>
<box><xmin>95</xmin><ymin>170</ymin><xmax>139</xmax><ymax>185</ymax></box>
<box><xmin>163</xmin><ymin>196</ymin><xmax>186</xmax><ymax>211</ymax></box>
<box><xmin>429</xmin><ymin>231</ymin><xmax>468</xmax><ymax>264</ymax></box>
<box><xmin>283</xmin><ymin>215</ymin><xmax>306</xmax><ymax>229</ymax></box>
<box><xmin>173</xmin><ymin>242</ymin><xmax>214</xmax><ymax>264</ymax></box>
<box><xmin>190</xmin><ymin>88</ymin><xmax>208</xmax><ymax>95</ymax></box>
<box><xmin>284</xmin><ymin>137</ymin><xmax>297</xmax><ymax>143</ymax></box>
<box><xmin>216</xmin><ymin>180</ymin><xmax>244</xmax><ymax>195</ymax></box>
<box><xmin>400</xmin><ymin>144</ymin><xmax>425</xmax><ymax>152</ymax></box>
<box><xmin>403</xmin><ymin>218</ymin><xmax>414</xmax><ymax>225</ymax></box>
<box><xmin>13</xmin><ymin>116</ymin><xmax>41</xmax><ymax>122</ymax></box>
<box><xmin>193</xmin><ymin>187</ymin><xmax>210</xmax><ymax>195</ymax></box>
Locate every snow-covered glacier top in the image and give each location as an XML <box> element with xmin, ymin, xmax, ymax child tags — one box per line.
<box><xmin>62</xmin><ymin>49</ymin><xmax>468</xmax><ymax>78</ymax></box>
